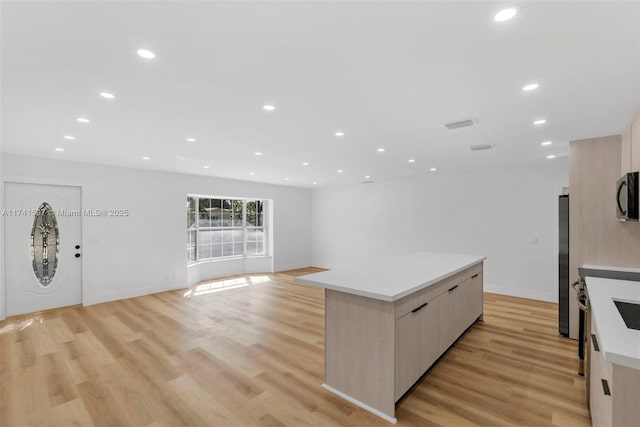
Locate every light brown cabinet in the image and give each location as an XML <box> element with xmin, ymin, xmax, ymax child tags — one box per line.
<box><xmin>394</xmin><ymin>305</ymin><xmax>421</xmax><ymax>399</ymax></box>
<box><xmin>621</xmin><ymin>108</ymin><xmax>640</xmax><ymax>175</ymax></box>
<box><xmin>632</xmin><ymin>116</ymin><xmax>640</xmax><ymax>173</ymax></box>
<box><xmin>395</xmin><ymin>267</ymin><xmax>483</xmax><ymax>401</ymax></box>
<box><xmin>588</xmin><ymin>310</ymin><xmax>640</xmax><ymax>426</ymax></box>
<box><xmin>320</xmin><ymin>259</ymin><xmax>484</xmax><ymax>423</ymax></box>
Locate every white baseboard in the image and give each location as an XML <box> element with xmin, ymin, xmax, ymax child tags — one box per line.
<box><xmin>83</xmin><ymin>281</ymin><xmax>188</xmax><ymax>306</ymax></box>
<box><xmin>321</xmin><ymin>383</ymin><xmax>397</xmax><ymax>424</ymax></box>
<box><xmin>274</xmin><ymin>262</ymin><xmax>308</xmax><ymax>272</ymax></box>
<box><xmin>484</xmin><ymin>283</ymin><xmax>556</xmax><ymax>303</ymax></box>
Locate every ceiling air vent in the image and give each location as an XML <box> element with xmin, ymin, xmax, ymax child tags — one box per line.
<box><xmin>469</xmin><ymin>144</ymin><xmax>494</xmax><ymax>151</ymax></box>
<box><xmin>444</xmin><ymin>118</ymin><xmax>476</xmax><ymax>130</ymax></box>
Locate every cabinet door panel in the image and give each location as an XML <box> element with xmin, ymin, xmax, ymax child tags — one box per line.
<box><xmin>622</xmin><ymin>124</ymin><xmax>632</xmax><ymax>174</ymax></box>
<box><xmin>589</xmin><ymin>335</ymin><xmax>612</xmax><ymax>427</ymax></box>
<box><xmin>468</xmin><ymin>273</ymin><xmax>483</xmax><ymax>325</ymax></box>
<box><xmin>395</xmin><ymin>312</ymin><xmax>420</xmax><ymax>400</ymax></box>
<box><xmin>632</xmin><ymin>117</ymin><xmax>640</xmax><ymax>173</ymax></box>
<box><xmin>418</xmin><ymin>297</ymin><xmax>440</xmax><ymax>373</ymax></box>
<box><xmin>437</xmin><ymin>289</ymin><xmax>454</xmax><ymax>356</ymax></box>
<box><xmin>452</xmin><ymin>283</ymin><xmax>469</xmax><ymax>340</ymax></box>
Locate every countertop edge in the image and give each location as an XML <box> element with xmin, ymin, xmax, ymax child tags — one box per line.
<box><xmin>294</xmin><ymin>257</ymin><xmax>485</xmax><ymax>301</ymax></box>
<box><xmin>605</xmin><ymin>351</ymin><xmax>640</xmax><ymax>370</ymax></box>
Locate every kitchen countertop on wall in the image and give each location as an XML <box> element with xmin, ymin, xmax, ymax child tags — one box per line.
<box><xmin>586</xmin><ymin>276</ymin><xmax>640</xmax><ymax>370</ymax></box>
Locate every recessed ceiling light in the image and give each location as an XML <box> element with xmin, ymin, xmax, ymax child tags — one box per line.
<box><xmin>541</xmin><ymin>141</ymin><xmax>553</xmax><ymax>146</ymax></box>
<box><xmin>337</xmin><ymin>169</ymin><xmax>343</xmax><ymax>173</ymax></box>
<box><xmin>203</xmin><ymin>165</ymin><xmax>210</xmax><ymax>169</ymax></box>
<box><xmin>249</xmin><ymin>172</ymin><xmax>255</xmax><ymax>175</ymax></box>
<box><xmin>137</xmin><ymin>49</ymin><xmax>156</xmax><ymax>59</ymax></box>
<box><xmin>262</xmin><ymin>104</ymin><xmax>275</xmax><ymax>111</ymax></box>
<box><xmin>142</xmin><ymin>156</ymin><xmax>150</xmax><ymax>160</ymax></box>
<box><xmin>302</xmin><ymin>162</ymin><xmax>309</xmax><ymax>166</ymax></box>
<box><xmin>313</xmin><ymin>182</ymin><xmax>318</xmax><ymax>185</ymax></box>
<box><xmin>430</xmin><ymin>167</ymin><xmax>437</xmax><ymax>172</ymax></box>
<box><xmin>186</xmin><ymin>138</ymin><xmax>196</xmax><ymax>142</ymax></box>
<box><xmin>255</xmin><ymin>152</ymin><xmax>263</xmax><ymax>156</ymax></box>
<box><xmin>100</xmin><ymin>92</ymin><xmax>115</xmax><ymax>99</ymax></box>
<box><xmin>547</xmin><ymin>154</ymin><xmax>556</xmax><ymax>159</ymax></box>
<box><xmin>408</xmin><ymin>159</ymin><xmax>416</xmax><ymax>163</ymax></box>
<box><xmin>494</xmin><ymin>7</ymin><xmax>518</xmax><ymax>22</ymax></box>
<box><xmin>377</xmin><ymin>148</ymin><xmax>385</xmax><ymax>152</ymax></box>
<box><xmin>533</xmin><ymin>119</ymin><xmax>547</xmax><ymax>125</ymax></box>
<box><xmin>284</xmin><ymin>177</ymin><xmax>290</xmax><ymax>181</ymax></box>
<box><xmin>63</xmin><ymin>135</ymin><xmax>75</xmax><ymax>140</ymax></box>
<box><xmin>55</xmin><ymin>147</ymin><xmax>65</xmax><ymax>152</ymax></box>
<box><xmin>335</xmin><ymin>131</ymin><xmax>345</xmax><ymax>137</ymax></box>
<box><xmin>364</xmin><ymin>175</ymin><xmax>371</xmax><ymax>179</ymax></box>
<box><xmin>522</xmin><ymin>83</ymin><xmax>539</xmax><ymax>92</ymax></box>
<box><xmin>77</xmin><ymin>117</ymin><xmax>90</xmax><ymax>124</ymax></box>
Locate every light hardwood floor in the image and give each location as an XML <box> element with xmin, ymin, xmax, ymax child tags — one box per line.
<box><xmin>0</xmin><ymin>268</ymin><xmax>591</xmax><ymax>426</ymax></box>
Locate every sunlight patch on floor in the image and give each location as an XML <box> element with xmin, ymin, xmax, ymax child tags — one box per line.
<box><xmin>184</xmin><ymin>275</ymin><xmax>271</xmax><ymax>298</ymax></box>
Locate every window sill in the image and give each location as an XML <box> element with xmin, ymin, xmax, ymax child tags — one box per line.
<box><xmin>188</xmin><ymin>255</ymin><xmax>271</xmax><ymax>267</ymax></box>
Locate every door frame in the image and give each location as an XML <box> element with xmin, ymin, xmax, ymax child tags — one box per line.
<box><xmin>2</xmin><ymin>176</ymin><xmax>84</xmax><ymax>320</ymax></box>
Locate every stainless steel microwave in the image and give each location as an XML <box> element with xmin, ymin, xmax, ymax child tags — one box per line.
<box><xmin>616</xmin><ymin>172</ymin><xmax>639</xmax><ymax>221</ymax></box>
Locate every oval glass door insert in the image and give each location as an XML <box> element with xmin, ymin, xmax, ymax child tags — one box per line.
<box><xmin>30</xmin><ymin>202</ymin><xmax>60</xmax><ymax>286</ymax></box>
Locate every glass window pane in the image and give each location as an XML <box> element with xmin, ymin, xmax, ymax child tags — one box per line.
<box><xmin>198</xmin><ymin>198</ymin><xmax>210</xmax><ymax>225</ymax></box>
<box><xmin>246</xmin><ymin>201</ymin><xmax>256</xmax><ymax>226</ymax></box>
<box><xmin>211</xmin><ymin>244</ymin><xmax>222</xmax><ymax>258</ymax></box>
<box><xmin>246</xmin><ymin>242</ymin><xmax>256</xmax><ymax>255</ymax></box>
<box><xmin>198</xmin><ymin>230</ymin><xmax>212</xmax><ymax>246</ymax></box>
<box><xmin>210</xmin><ymin>199</ymin><xmax>222</xmax><ymax>227</ymax></box>
<box><xmin>234</xmin><ymin>242</ymin><xmax>243</xmax><ymax>256</ymax></box>
<box><xmin>187</xmin><ymin>246</ymin><xmax>197</xmax><ymax>262</ymax></box>
<box><xmin>198</xmin><ymin>244</ymin><xmax>212</xmax><ymax>259</ymax></box>
<box><xmin>187</xmin><ymin>197</ymin><xmax>197</xmax><ymax>228</ymax></box>
<box><xmin>232</xmin><ymin>200</ymin><xmax>243</xmax><ymax>227</ymax></box>
<box><xmin>221</xmin><ymin>199</ymin><xmax>232</xmax><ymax>227</ymax></box>
<box><xmin>211</xmin><ymin>229</ymin><xmax>223</xmax><ymax>244</ymax></box>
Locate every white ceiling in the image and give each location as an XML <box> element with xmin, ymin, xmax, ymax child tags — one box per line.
<box><xmin>2</xmin><ymin>1</ymin><xmax>639</xmax><ymax>188</ymax></box>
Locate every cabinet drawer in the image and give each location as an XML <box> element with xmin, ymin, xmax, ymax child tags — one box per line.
<box><xmin>591</xmin><ymin>314</ymin><xmax>612</xmax><ymax>381</ymax></box>
<box><xmin>589</xmin><ymin>336</ymin><xmax>612</xmax><ymax>427</ymax></box>
<box><xmin>394</xmin><ymin>262</ymin><xmax>483</xmax><ymax>319</ymax></box>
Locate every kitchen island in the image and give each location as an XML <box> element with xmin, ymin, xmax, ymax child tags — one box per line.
<box><xmin>295</xmin><ymin>252</ymin><xmax>486</xmax><ymax>423</ymax></box>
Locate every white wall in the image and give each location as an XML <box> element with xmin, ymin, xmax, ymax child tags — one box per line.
<box><xmin>1</xmin><ymin>153</ymin><xmax>311</xmax><ymax>313</ymax></box>
<box><xmin>311</xmin><ymin>161</ymin><xmax>569</xmax><ymax>302</ymax></box>
<box><xmin>0</xmin><ymin>150</ymin><xmax>3</xmax><ymax>319</ymax></box>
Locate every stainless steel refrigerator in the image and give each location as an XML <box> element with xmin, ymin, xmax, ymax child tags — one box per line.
<box><xmin>558</xmin><ymin>195</ymin><xmax>570</xmax><ymax>336</ymax></box>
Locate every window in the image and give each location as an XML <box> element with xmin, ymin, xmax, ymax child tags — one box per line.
<box><xmin>187</xmin><ymin>196</ymin><xmax>267</xmax><ymax>262</ymax></box>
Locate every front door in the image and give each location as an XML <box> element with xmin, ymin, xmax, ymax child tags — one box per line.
<box><xmin>5</xmin><ymin>182</ymin><xmax>82</xmax><ymax>316</ymax></box>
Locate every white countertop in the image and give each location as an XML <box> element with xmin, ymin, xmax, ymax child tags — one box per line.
<box><xmin>583</xmin><ymin>264</ymin><xmax>640</xmax><ymax>273</ymax></box>
<box><xmin>295</xmin><ymin>252</ymin><xmax>485</xmax><ymax>301</ymax></box>
<box><xmin>586</xmin><ymin>276</ymin><xmax>640</xmax><ymax>370</ymax></box>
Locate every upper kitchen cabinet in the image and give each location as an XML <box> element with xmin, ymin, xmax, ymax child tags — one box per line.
<box><xmin>632</xmin><ymin>115</ymin><xmax>640</xmax><ymax>173</ymax></box>
<box><xmin>622</xmin><ymin>107</ymin><xmax>640</xmax><ymax>174</ymax></box>
<box><xmin>621</xmin><ymin>122</ymin><xmax>632</xmax><ymax>173</ymax></box>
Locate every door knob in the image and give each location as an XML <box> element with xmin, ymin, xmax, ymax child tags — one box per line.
<box><xmin>75</xmin><ymin>245</ymin><xmax>80</xmax><ymax>249</ymax></box>
<box><xmin>75</xmin><ymin>253</ymin><xmax>81</xmax><ymax>258</ymax></box>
